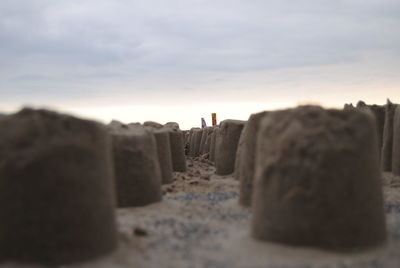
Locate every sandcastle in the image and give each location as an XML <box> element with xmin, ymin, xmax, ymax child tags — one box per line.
<box><xmin>0</xmin><ymin>109</ymin><xmax>117</xmax><ymax>265</ymax></box>
<box><xmin>355</xmin><ymin>101</ymin><xmax>385</xmax><ymax>150</ymax></box>
<box><xmin>203</xmin><ymin>127</ymin><xmax>214</xmax><ymax>155</ymax></box>
<box><xmin>0</xmin><ymin>100</ymin><xmax>397</xmax><ymax>267</ymax></box>
<box><xmin>188</xmin><ymin>128</ymin><xmax>197</xmax><ymax>157</ymax></box>
<box><xmin>209</xmin><ymin>127</ymin><xmax>219</xmax><ymax>163</ymax></box>
<box><xmin>235</xmin><ymin>111</ymin><xmax>269</xmax><ymax>206</ymax></box>
<box><xmin>192</xmin><ymin>128</ymin><xmax>203</xmax><ymax>157</ymax></box>
<box><xmin>369</xmin><ymin>104</ymin><xmax>386</xmax><ymax>149</ymax></box>
<box><xmin>187</xmin><ymin>127</ymin><xmax>215</xmax><ymax>158</ymax></box>
<box><xmin>186</xmin><ymin>129</ymin><xmax>192</xmax><ymax>155</ymax></box>
<box><xmin>251</xmin><ymin>106</ymin><xmax>386</xmax><ymax>249</ymax></box>
<box><xmin>183</xmin><ymin>130</ymin><xmax>189</xmax><ymax>149</ymax></box>
<box><xmin>392</xmin><ymin>105</ymin><xmax>400</xmax><ymax>176</ymax></box>
<box><xmin>143</xmin><ymin>123</ymin><xmax>174</xmax><ymax>184</ymax></box>
<box><xmin>150</xmin><ymin>127</ymin><xmax>174</xmax><ymax>184</ymax></box>
<box><xmin>215</xmin><ymin>120</ymin><xmax>246</xmax><ymax>175</ymax></box>
<box><xmin>109</xmin><ymin>123</ymin><xmax>162</xmax><ymax>207</ymax></box>
<box><xmin>165</xmin><ymin>127</ymin><xmax>187</xmax><ymax>172</ymax></box>
<box><xmin>165</xmin><ymin>122</ymin><xmax>180</xmax><ymax>130</ymax></box>
<box><xmin>381</xmin><ymin>100</ymin><xmax>397</xmax><ymax>172</ymax></box>
<box><xmin>143</xmin><ymin>121</ymin><xmax>164</xmax><ymax>129</ymax></box>
<box><xmin>199</xmin><ymin>127</ymin><xmax>212</xmax><ymax>155</ymax></box>
<box><xmin>199</xmin><ymin>128</ymin><xmax>207</xmax><ymax>155</ymax></box>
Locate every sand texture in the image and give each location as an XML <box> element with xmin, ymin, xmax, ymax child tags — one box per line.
<box><xmin>1</xmin><ymin>156</ymin><xmax>399</xmax><ymax>268</ymax></box>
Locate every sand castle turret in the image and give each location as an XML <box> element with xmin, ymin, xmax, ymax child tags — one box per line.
<box><xmin>209</xmin><ymin>127</ymin><xmax>219</xmax><ymax>163</ymax></box>
<box><xmin>235</xmin><ymin>111</ymin><xmax>269</xmax><ymax>206</ymax></box>
<box><xmin>203</xmin><ymin>127</ymin><xmax>214</xmax><ymax>155</ymax></box>
<box><xmin>251</xmin><ymin>106</ymin><xmax>386</xmax><ymax>249</ymax></box>
<box><xmin>199</xmin><ymin>127</ymin><xmax>211</xmax><ymax>155</ymax></box>
<box><xmin>165</xmin><ymin>126</ymin><xmax>187</xmax><ymax>172</ymax></box>
<box><xmin>143</xmin><ymin>121</ymin><xmax>164</xmax><ymax>129</ymax></box>
<box><xmin>381</xmin><ymin>99</ymin><xmax>397</xmax><ymax>172</ymax></box>
<box><xmin>146</xmin><ymin>126</ymin><xmax>174</xmax><ymax>184</ymax></box>
<box><xmin>215</xmin><ymin>120</ymin><xmax>246</xmax><ymax>175</ymax></box>
<box><xmin>192</xmin><ymin>129</ymin><xmax>203</xmax><ymax>157</ymax></box>
<box><xmin>392</xmin><ymin>105</ymin><xmax>400</xmax><ymax>176</ymax></box>
<box><xmin>165</xmin><ymin>122</ymin><xmax>180</xmax><ymax>130</ymax></box>
<box><xmin>109</xmin><ymin>124</ymin><xmax>162</xmax><ymax>207</ymax></box>
<box><xmin>0</xmin><ymin>109</ymin><xmax>117</xmax><ymax>265</ymax></box>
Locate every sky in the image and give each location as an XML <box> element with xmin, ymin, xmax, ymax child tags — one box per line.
<box><xmin>1</xmin><ymin>0</ymin><xmax>399</xmax><ymax>129</ymax></box>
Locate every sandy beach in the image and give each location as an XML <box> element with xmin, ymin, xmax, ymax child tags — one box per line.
<box><xmin>2</xmin><ymin>156</ymin><xmax>398</xmax><ymax>268</ymax></box>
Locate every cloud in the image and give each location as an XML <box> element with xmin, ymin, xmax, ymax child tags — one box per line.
<box><xmin>0</xmin><ymin>0</ymin><xmax>399</xmax><ymax>108</ymax></box>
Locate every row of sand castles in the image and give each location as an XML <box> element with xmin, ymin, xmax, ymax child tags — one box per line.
<box><xmin>0</xmin><ymin>109</ymin><xmax>187</xmax><ymax>265</ymax></box>
<box><xmin>186</xmin><ymin>100</ymin><xmax>400</xmax><ymax>249</ymax></box>
<box><xmin>344</xmin><ymin>99</ymin><xmax>400</xmax><ymax>175</ymax></box>
<box><xmin>0</xmin><ymin>101</ymin><xmax>399</xmax><ymax>265</ymax></box>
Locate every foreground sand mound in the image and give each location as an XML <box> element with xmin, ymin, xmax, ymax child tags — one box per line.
<box><xmin>252</xmin><ymin>106</ymin><xmax>386</xmax><ymax>249</ymax></box>
<box><xmin>0</xmin><ymin>109</ymin><xmax>117</xmax><ymax>265</ymax></box>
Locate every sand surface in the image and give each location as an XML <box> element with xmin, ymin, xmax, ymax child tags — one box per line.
<box><xmin>1</xmin><ymin>158</ymin><xmax>400</xmax><ymax>268</ymax></box>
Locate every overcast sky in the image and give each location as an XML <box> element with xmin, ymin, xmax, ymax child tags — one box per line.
<box><xmin>1</xmin><ymin>0</ymin><xmax>399</xmax><ymax>128</ymax></box>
